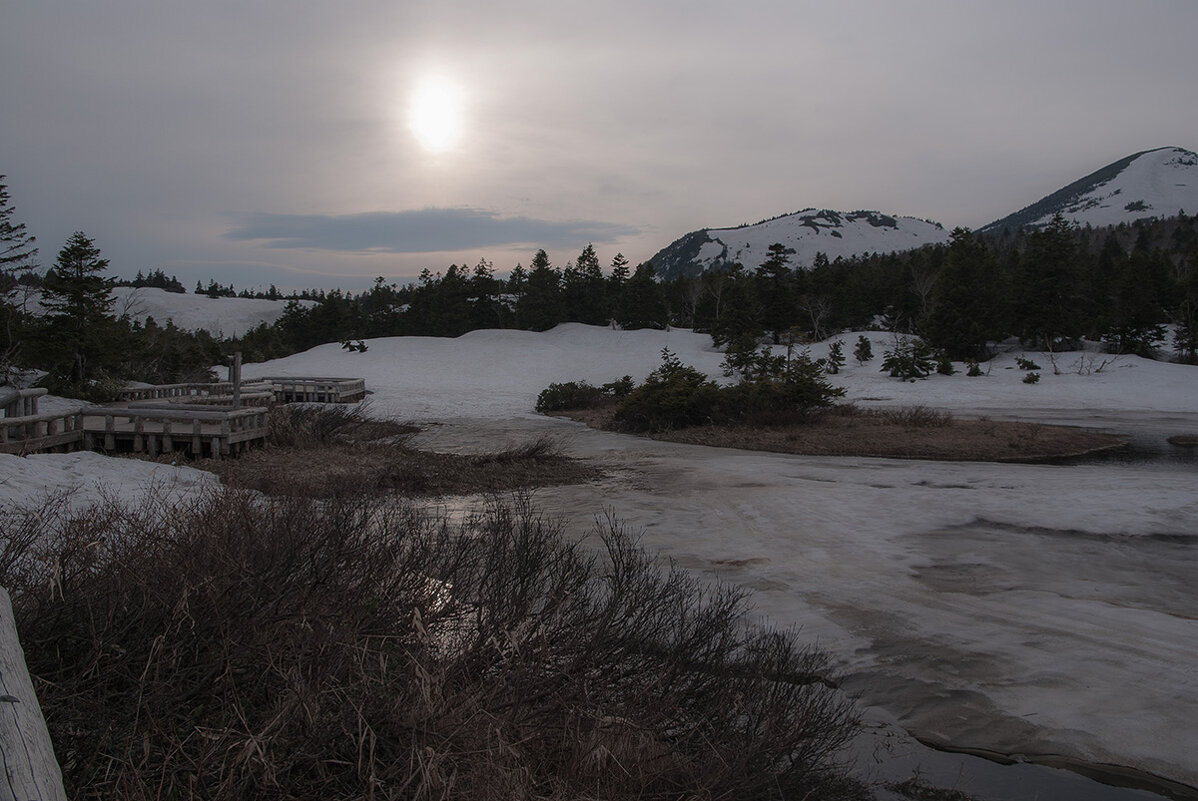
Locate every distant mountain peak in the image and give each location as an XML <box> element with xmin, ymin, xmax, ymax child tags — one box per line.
<box><xmin>650</xmin><ymin>208</ymin><xmax>949</xmax><ymax>280</ymax></box>
<box><xmin>981</xmin><ymin>146</ymin><xmax>1198</xmax><ymax>232</ymax></box>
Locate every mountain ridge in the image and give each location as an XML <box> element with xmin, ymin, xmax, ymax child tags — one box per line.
<box><xmin>649</xmin><ymin>208</ymin><xmax>950</xmax><ymax>280</ymax></box>
<box><xmin>980</xmin><ymin>146</ymin><xmax>1198</xmax><ymax>233</ymax></box>
<box><xmin>650</xmin><ymin>146</ymin><xmax>1197</xmax><ymax>278</ymax></box>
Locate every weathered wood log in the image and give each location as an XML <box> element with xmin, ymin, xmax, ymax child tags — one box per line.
<box><xmin>0</xmin><ymin>588</ymin><xmax>66</xmax><ymax>801</ymax></box>
<box><xmin>0</xmin><ymin>411</ymin><xmax>87</xmax><ymax>456</ymax></box>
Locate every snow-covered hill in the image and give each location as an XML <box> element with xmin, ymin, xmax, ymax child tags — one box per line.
<box><xmin>242</xmin><ymin>324</ymin><xmax>1198</xmax><ymax>421</ymax></box>
<box><xmin>982</xmin><ymin>146</ymin><xmax>1198</xmax><ymax>232</ymax></box>
<box><xmin>25</xmin><ymin>287</ymin><xmax>312</xmax><ymax>338</ymax></box>
<box><xmin>649</xmin><ymin>209</ymin><xmax>951</xmax><ymax>279</ymax></box>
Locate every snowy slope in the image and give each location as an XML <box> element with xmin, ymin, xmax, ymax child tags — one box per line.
<box><xmin>109</xmin><ymin>287</ymin><xmax>315</xmax><ymax>337</ymax></box>
<box><xmin>27</xmin><ymin>286</ymin><xmax>311</xmax><ymax>338</ymax></box>
<box><xmin>243</xmin><ymin>325</ymin><xmax>1198</xmax><ymax>420</ymax></box>
<box><xmin>650</xmin><ymin>209</ymin><xmax>951</xmax><ymax>279</ymax></box>
<box><xmin>983</xmin><ymin>146</ymin><xmax>1198</xmax><ymax>232</ymax></box>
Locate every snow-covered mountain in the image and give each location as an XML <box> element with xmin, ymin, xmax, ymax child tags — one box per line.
<box><xmin>649</xmin><ymin>209</ymin><xmax>951</xmax><ymax>280</ymax></box>
<box><xmin>982</xmin><ymin>146</ymin><xmax>1198</xmax><ymax>233</ymax></box>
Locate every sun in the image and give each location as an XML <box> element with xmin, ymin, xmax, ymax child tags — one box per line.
<box><xmin>408</xmin><ymin>76</ymin><xmax>465</xmax><ymax>153</ymax></box>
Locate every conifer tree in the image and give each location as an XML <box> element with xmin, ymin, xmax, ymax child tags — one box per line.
<box><xmin>469</xmin><ymin>258</ymin><xmax>507</xmax><ymax>330</ymax></box>
<box><xmin>853</xmin><ymin>335</ymin><xmax>873</xmax><ymax>364</ymax></box>
<box><xmin>922</xmin><ymin>227</ymin><xmax>1003</xmax><ymax>360</ymax></box>
<box><xmin>0</xmin><ymin>177</ymin><xmax>37</xmax><ymax>276</ymax></box>
<box><xmin>1015</xmin><ymin>214</ymin><xmax>1084</xmax><ymax>350</ymax></box>
<box><xmin>825</xmin><ymin>340</ymin><xmax>845</xmax><ymax>374</ymax></box>
<box><xmin>755</xmin><ymin>242</ymin><xmax>796</xmax><ymax>343</ymax></box>
<box><xmin>1104</xmin><ymin>247</ymin><xmax>1168</xmax><ymax>355</ymax></box>
<box><xmin>516</xmin><ymin>249</ymin><xmax>563</xmax><ymax>331</ymax></box>
<box><xmin>1174</xmin><ymin>252</ymin><xmax>1198</xmax><ymax>364</ymax></box>
<box><xmin>606</xmin><ymin>253</ymin><xmax>630</xmax><ymax>324</ymax></box>
<box><xmin>41</xmin><ymin>232</ymin><xmax>117</xmax><ymax>383</ymax></box>
<box><xmin>507</xmin><ymin>263</ymin><xmax>528</xmax><ymax>295</ymax></box>
<box><xmin>708</xmin><ymin>263</ymin><xmax>762</xmax><ymax>347</ymax></box>
<box><xmin>561</xmin><ymin>246</ymin><xmax>607</xmax><ymax>325</ymax></box>
<box><xmin>570</xmin><ymin>243</ymin><xmax>607</xmax><ymax>325</ymax></box>
<box><xmin>1</xmin><ymin>176</ymin><xmax>39</xmax><ymax>371</ymax></box>
<box><xmin>615</xmin><ymin>262</ymin><xmax>668</xmax><ymax>330</ymax></box>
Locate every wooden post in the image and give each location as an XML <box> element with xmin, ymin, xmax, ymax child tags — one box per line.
<box><xmin>230</xmin><ymin>352</ymin><xmax>242</xmax><ymax>411</ymax></box>
<box><xmin>0</xmin><ymin>587</ymin><xmax>68</xmax><ymax>801</ymax></box>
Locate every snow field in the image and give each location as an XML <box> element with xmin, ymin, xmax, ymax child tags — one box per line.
<box><xmin>4</xmin><ymin>321</ymin><xmax>1197</xmax><ymax>790</ymax></box>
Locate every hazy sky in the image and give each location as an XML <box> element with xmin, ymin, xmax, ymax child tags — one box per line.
<box><xmin>3</xmin><ymin>1</ymin><xmax>1196</xmax><ymax>290</ymax></box>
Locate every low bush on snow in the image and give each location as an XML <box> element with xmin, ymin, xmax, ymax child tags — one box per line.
<box><xmin>547</xmin><ymin>348</ymin><xmax>846</xmax><ymax>433</ymax></box>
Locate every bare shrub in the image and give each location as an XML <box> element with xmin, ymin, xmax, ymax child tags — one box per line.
<box><xmin>470</xmin><ymin>433</ymin><xmax>563</xmax><ymax>465</ymax></box>
<box><xmin>879</xmin><ymin>405</ymin><xmax>955</xmax><ymax>428</ymax></box>
<box><xmin>829</xmin><ymin>404</ymin><xmax>954</xmax><ymax>429</ymax></box>
<box><xmin>3</xmin><ymin>491</ymin><xmax>865</xmax><ymax>801</ymax></box>
<box><xmin>267</xmin><ymin>401</ymin><xmax>415</xmax><ymax>448</ymax></box>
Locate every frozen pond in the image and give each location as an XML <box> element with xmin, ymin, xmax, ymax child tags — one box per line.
<box><xmin>413</xmin><ymin>413</ymin><xmax>1198</xmax><ymax>798</ymax></box>
<box><xmin>269</xmin><ymin>325</ymin><xmax>1195</xmax><ymax>797</ymax></box>
<box><xmin>11</xmin><ymin>324</ymin><xmax>1195</xmax><ymax>798</ymax></box>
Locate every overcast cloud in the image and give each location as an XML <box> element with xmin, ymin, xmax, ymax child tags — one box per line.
<box><xmin>227</xmin><ymin>209</ymin><xmax>640</xmax><ymax>252</ymax></box>
<box><xmin>2</xmin><ymin>0</ymin><xmax>1196</xmax><ymax>289</ymax></box>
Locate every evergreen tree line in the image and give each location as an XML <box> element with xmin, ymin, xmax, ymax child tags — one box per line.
<box><xmin>672</xmin><ymin>213</ymin><xmax>1198</xmax><ymax>363</ymax></box>
<box><xmin>5</xmin><ymin>163</ymin><xmax>1198</xmax><ymax>400</ymax></box>
<box><xmin>189</xmin><ymin>280</ymin><xmax>304</xmax><ymax>301</ymax></box>
<box><xmin>245</xmin><ymin>245</ymin><xmax>671</xmax><ymax>358</ymax></box>
<box><xmin>117</xmin><ymin>268</ymin><xmax>187</xmax><ymax>293</ymax></box>
<box><xmin>249</xmin><ymin>212</ymin><xmax>1198</xmax><ymax>366</ymax></box>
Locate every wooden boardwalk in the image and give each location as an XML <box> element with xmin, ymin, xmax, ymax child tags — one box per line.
<box><xmin>1</xmin><ymin>376</ymin><xmax>365</xmax><ymax>458</ymax></box>
<box><xmin>81</xmin><ymin>405</ymin><xmax>269</xmax><ymax>458</ymax></box>
<box><xmin>0</xmin><ymin>388</ymin><xmax>85</xmax><ymax>456</ymax></box>
<box><xmin>117</xmin><ymin>376</ymin><xmax>366</xmax><ymax>405</ymax></box>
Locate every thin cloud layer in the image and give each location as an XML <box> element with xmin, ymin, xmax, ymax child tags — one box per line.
<box><xmin>3</xmin><ymin>1</ymin><xmax>1197</xmax><ymax>287</ymax></box>
<box><xmin>226</xmin><ymin>209</ymin><xmax>640</xmax><ymax>253</ymax></box>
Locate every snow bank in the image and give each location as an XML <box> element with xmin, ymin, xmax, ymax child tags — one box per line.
<box><xmin>0</xmin><ymin>451</ymin><xmax>217</xmax><ymax>512</ymax></box>
<box><xmin>243</xmin><ymin>325</ymin><xmax>1198</xmax><ymax>421</ymax></box>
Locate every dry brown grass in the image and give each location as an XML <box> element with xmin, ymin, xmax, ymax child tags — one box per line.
<box><xmin>190</xmin><ymin>405</ymin><xmax>601</xmax><ymax>498</ymax></box>
<box><xmin>553</xmin><ymin>405</ymin><xmax>1125</xmax><ymax>463</ymax></box>
<box><xmin>209</xmin><ymin>435</ymin><xmax>599</xmax><ymax>498</ymax></box>
<box><xmin>885</xmin><ymin>777</ymin><xmax>979</xmax><ymax>800</ymax></box>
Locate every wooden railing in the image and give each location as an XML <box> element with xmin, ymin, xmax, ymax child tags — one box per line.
<box><xmin>259</xmin><ymin>377</ymin><xmax>367</xmax><ymax>403</ymax></box>
<box><xmin>148</xmin><ymin>390</ymin><xmax>276</xmax><ymax>407</ymax></box>
<box><xmin>117</xmin><ymin>382</ymin><xmax>270</xmax><ymax>402</ymax></box>
<box><xmin>80</xmin><ymin>405</ymin><xmax>269</xmax><ymax>459</ymax></box>
<box><xmin>0</xmin><ymin>408</ymin><xmax>86</xmax><ymax>455</ymax></box>
<box><xmin>6</xmin><ymin>376</ymin><xmax>364</xmax><ymax>457</ymax></box>
<box><xmin>119</xmin><ymin>378</ymin><xmax>364</xmax><ymax>405</ymax></box>
<box><xmin>1</xmin><ymin>387</ymin><xmax>47</xmax><ymax>418</ymax></box>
